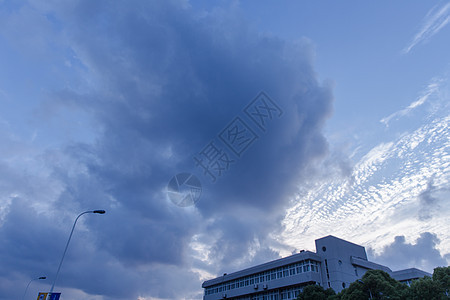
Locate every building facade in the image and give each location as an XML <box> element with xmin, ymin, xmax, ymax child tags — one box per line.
<box><xmin>202</xmin><ymin>235</ymin><xmax>431</xmax><ymax>300</ymax></box>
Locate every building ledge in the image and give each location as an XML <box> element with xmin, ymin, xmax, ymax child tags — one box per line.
<box><xmin>391</xmin><ymin>268</ymin><xmax>432</xmax><ymax>281</ymax></box>
<box><xmin>351</xmin><ymin>256</ymin><xmax>392</xmax><ymax>273</ymax></box>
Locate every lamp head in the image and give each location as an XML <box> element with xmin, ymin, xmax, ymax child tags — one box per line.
<box><xmin>93</xmin><ymin>210</ymin><xmax>106</xmax><ymax>214</ymax></box>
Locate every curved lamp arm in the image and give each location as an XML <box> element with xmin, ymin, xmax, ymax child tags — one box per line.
<box><xmin>22</xmin><ymin>276</ymin><xmax>46</xmax><ymax>300</ymax></box>
<box><xmin>49</xmin><ymin>210</ymin><xmax>105</xmax><ymax>295</ymax></box>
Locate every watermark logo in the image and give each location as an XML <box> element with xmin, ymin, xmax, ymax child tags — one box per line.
<box><xmin>193</xmin><ymin>141</ymin><xmax>235</xmax><ymax>183</ymax></box>
<box><xmin>219</xmin><ymin>116</ymin><xmax>258</xmax><ymax>157</ymax></box>
<box><xmin>244</xmin><ymin>91</ymin><xmax>283</xmax><ymax>132</ymax></box>
<box><xmin>167</xmin><ymin>91</ymin><xmax>283</xmax><ymax>207</ymax></box>
<box><xmin>167</xmin><ymin>173</ymin><xmax>202</xmax><ymax>207</ymax></box>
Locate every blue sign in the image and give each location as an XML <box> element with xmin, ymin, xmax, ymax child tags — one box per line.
<box><xmin>48</xmin><ymin>293</ymin><xmax>61</xmax><ymax>300</ymax></box>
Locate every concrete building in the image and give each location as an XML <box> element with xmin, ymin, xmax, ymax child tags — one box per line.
<box><xmin>202</xmin><ymin>235</ymin><xmax>431</xmax><ymax>300</ymax></box>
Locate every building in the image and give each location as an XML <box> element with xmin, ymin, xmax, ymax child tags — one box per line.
<box><xmin>202</xmin><ymin>235</ymin><xmax>431</xmax><ymax>300</ymax></box>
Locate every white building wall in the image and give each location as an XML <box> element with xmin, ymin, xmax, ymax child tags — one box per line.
<box><xmin>203</xmin><ymin>235</ymin><xmax>431</xmax><ymax>299</ymax></box>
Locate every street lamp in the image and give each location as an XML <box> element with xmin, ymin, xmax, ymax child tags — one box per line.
<box><xmin>22</xmin><ymin>276</ymin><xmax>46</xmax><ymax>300</ymax></box>
<box><xmin>48</xmin><ymin>210</ymin><xmax>106</xmax><ymax>296</ymax></box>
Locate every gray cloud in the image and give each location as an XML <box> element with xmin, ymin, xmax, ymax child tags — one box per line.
<box><xmin>0</xmin><ymin>0</ymin><xmax>333</xmax><ymax>299</ymax></box>
<box><xmin>368</xmin><ymin>232</ymin><xmax>449</xmax><ymax>273</ymax></box>
<box><xmin>418</xmin><ymin>177</ymin><xmax>440</xmax><ymax>221</ymax></box>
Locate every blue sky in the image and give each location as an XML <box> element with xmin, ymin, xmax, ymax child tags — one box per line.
<box><xmin>0</xmin><ymin>1</ymin><xmax>449</xmax><ymax>299</ymax></box>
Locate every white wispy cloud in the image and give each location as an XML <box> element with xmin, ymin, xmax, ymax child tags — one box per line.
<box><xmin>280</xmin><ymin>115</ymin><xmax>450</xmax><ymax>270</ymax></box>
<box><xmin>403</xmin><ymin>2</ymin><xmax>450</xmax><ymax>54</ymax></box>
<box><xmin>380</xmin><ymin>77</ymin><xmax>442</xmax><ymax>127</ymax></box>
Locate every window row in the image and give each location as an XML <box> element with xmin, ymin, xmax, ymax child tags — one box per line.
<box><xmin>205</xmin><ymin>260</ymin><xmax>320</xmax><ymax>295</ymax></box>
<box><xmin>280</xmin><ymin>286</ymin><xmax>303</xmax><ymax>300</ymax></box>
<box><xmin>223</xmin><ymin>285</ymin><xmax>308</xmax><ymax>300</ymax></box>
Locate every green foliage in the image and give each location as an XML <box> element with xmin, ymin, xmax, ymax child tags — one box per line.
<box><xmin>339</xmin><ymin>269</ymin><xmax>407</xmax><ymax>299</ymax></box>
<box><xmin>338</xmin><ymin>280</ymin><xmax>366</xmax><ymax>300</ymax></box>
<box><xmin>433</xmin><ymin>266</ymin><xmax>450</xmax><ymax>297</ymax></box>
<box><xmin>403</xmin><ymin>266</ymin><xmax>450</xmax><ymax>300</ymax></box>
<box><xmin>404</xmin><ymin>276</ymin><xmax>446</xmax><ymax>300</ymax></box>
<box><xmin>296</xmin><ymin>267</ymin><xmax>450</xmax><ymax>300</ymax></box>
<box><xmin>296</xmin><ymin>284</ymin><xmax>335</xmax><ymax>300</ymax></box>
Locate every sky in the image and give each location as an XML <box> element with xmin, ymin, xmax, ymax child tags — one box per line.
<box><xmin>0</xmin><ymin>1</ymin><xmax>449</xmax><ymax>299</ymax></box>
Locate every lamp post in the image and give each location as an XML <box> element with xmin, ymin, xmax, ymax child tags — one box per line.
<box><xmin>48</xmin><ymin>210</ymin><xmax>106</xmax><ymax>297</ymax></box>
<box><xmin>22</xmin><ymin>276</ymin><xmax>46</xmax><ymax>300</ymax></box>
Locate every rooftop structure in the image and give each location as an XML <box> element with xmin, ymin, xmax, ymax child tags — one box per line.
<box><xmin>202</xmin><ymin>235</ymin><xmax>431</xmax><ymax>300</ymax></box>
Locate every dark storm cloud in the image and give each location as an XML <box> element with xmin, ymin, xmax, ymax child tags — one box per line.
<box><xmin>0</xmin><ymin>198</ymin><xmax>72</xmax><ymax>299</ymax></box>
<box><xmin>368</xmin><ymin>232</ymin><xmax>449</xmax><ymax>273</ymax></box>
<box><xmin>0</xmin><ymin>0</ymin><xmax>333</xmax><ymax>299</ymax></box>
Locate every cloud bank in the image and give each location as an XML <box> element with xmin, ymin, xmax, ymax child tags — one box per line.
<box><xmin>369</xmin><ymin>232</ymin><xmax>449</xmax><ymax>273</ymax></box>
<box><xmin>0</xmin><ymin>1</ymin><xmax>333</xmax><ymax>299</ymax></box>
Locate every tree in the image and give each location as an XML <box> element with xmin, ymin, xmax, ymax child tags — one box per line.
<box><xmin>404</xmin><ymin>276</ymin><xmax>445</xmax><ymax>300</ymax></box>
<box><xmin>296</xmin><ymin>284</ymin><xmax>336</xmax><ymax>300</ymax></box>
<box><xmin>338</xmin><ymin>280</ymin><xmax>366</xmax><ymax>300</ymax></box>
<box><xmin>340</xmin><ymin>269</ymin><xmax>407</xmax><ymax>300</ymax></box>
<box><xmin>298</xmin><ymin>267</ymin><xmax>450</xmax><ymax>299</ymax></box>
<box><xmin>433</xmin><ymin>266</ymin><xmax>450</xmax><ymax>297</ymax></box>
